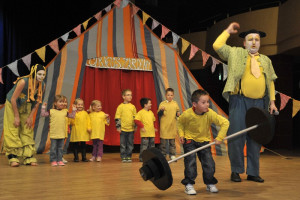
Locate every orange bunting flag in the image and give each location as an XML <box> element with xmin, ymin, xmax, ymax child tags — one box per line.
<box><xmin>49</xmin><ymin>39</ymin><xmax>59</xmax><ymax>54</ymax></box>
<box><xmin>161</xmin><ymin>25</ymin><xmax>170</xmax><ymax>39</ymax></box>
<box><xmin>132</xmin><ymin>5</ymin><xmax>139</xmax><ymax>17</ymax></box>
<box><xmin>35</xmin><ymin>46</ymin><xmax>46</xmax><ymax>63</ymax></box>
<box><xmin>211</xmin><ymin>57</ymin><xmax>220</xmax><ymax>73</ymax></box>
<box><xmin>73</xmin><ymin>24</ymin><xmax>81</xmax><ymax>36</ymax></box>
<box><xmin>202</xmin><ymin>51</ymin><xmax>210</xmax><ymax>66</ymax></box>
<box><xmin>292</xmin><ymin>99</ymin><xmax>300</xmax><ymax>117</ymax></box>
<box><xmin>0</xmin><ymin>68</ymin><xmax>3</xmax><ymax>84</ymax></box>
<box><xmin>114</xmin><ymin>0</ymin><xmax>122</xmax><ymax>8</ymax></box>
<box><xmin>142</xmin><ymin>12</ymin><xmax>150</xmax><ymax>25</ymax></box>
<box><xmin>22</xmin><ymin>54</ymin><xmax>32</xmax><ymax>70</ymax></box>
<box><xmin>181</xmin><ymin>38</ymin><xmax>190</xmax><ymax>55</ymax></box>
<box><xmin>94</xmin><ymin>11</ymin><xmax>102</xmax><ymax>21</ymax></box>
<box><xmin>189</xmin><ymin>44</ymin><xmax>199</xmax><ymax>60</ymax></box>
<box><xmin>279</xmin><ymin>93</ymin><xmax>291</xmax><ymax>111</ymax></box>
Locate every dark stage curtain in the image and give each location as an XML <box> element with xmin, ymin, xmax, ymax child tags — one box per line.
<box><xmin>80</xmin><ymin>66</ymin><xmax>160</xmax><ymax>146</ymax></box>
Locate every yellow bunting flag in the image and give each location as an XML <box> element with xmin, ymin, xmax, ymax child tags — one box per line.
<box><xmin>83</xmin><ymin>18</ymin><xmax>91</xmax><ymax>30</ymax></box>
<box><xmin>142</xmin><ymin>12</ymin><xmax>150</xmax><ymax>25</ymax></box>
<box><xmin>292</xmin><ymin>99</ymin><xmax>300</xmax><ymax>117</ymax></box>
<box><xmin>35</xmin><ymin>46</ymin><xmax>46</xmax><ymax>63</ymax></box>
<box><xmin>181</xmin><ymin>38</ymin><xmax>190</xmax><ymax>55</ymax></box>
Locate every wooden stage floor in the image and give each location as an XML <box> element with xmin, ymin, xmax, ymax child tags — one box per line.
<box><xmin>0</xmin><ymin>150</ymin><xmax>300</xmax><ymax>200</ymax></box>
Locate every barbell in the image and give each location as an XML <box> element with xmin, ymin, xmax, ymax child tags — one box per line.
<box><xmin>139</xmin><ymin>107</ymin><xmax>275</xmax><ymax>190</ymax></box>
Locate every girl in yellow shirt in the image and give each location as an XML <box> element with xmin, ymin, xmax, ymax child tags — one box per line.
<box><xmin>69</xmin><ymin>98</ymin><xmax>91</xmax><ymax>162</ymax></box>
<box><xmin>89</xmin><ymin>100</ymin><xmax>110</xmax><ymax>162</ymax></box>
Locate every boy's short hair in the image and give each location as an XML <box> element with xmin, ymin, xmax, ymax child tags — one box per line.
<box><xmin>122</xmin><ymin>89</ymin><xmax>132</xmax><ymax>96</ymax></box>
<box><xmin>191</xmin><ymin>89</ymin><xmax>209</xmax><ymax>103</ymax></box>
<box><xmin>165</xmin><ymin>88</ymin><xmax>174</xmax><ymax>94</ymax></box>
<box><xmin>140</xmin><ymin>98</ymin><xmax>151</xmax><ymax>108</ymax></box>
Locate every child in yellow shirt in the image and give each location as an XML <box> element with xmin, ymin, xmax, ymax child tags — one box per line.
<box><xmin>157</xmin><ymin>88</ymin><xmax>180</xmax><ymax>160</ymax></box>
<box><xmin>69</xmin><ymin>98</ymin><xmax>91</xmax><ymax>162</ymax></box>
<box><xmin>134</xmin><ymin>98</ymin><xmax>157</xmax><ymax>162</ymax></box>
<box><xmin>178</xmin><ymin>89</ymin><xmax>229</xmax><ymax>195</ymax></box>
<box><xmin>89</xmin><ymin>100</ymin><xmax>110</xmax><ymax>162</ymax></box>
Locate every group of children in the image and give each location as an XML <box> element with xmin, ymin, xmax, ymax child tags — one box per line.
<box><xmin>42</xmin><ymin>88</ymin><xmax>229</xmax><ymax>195</ymax></box>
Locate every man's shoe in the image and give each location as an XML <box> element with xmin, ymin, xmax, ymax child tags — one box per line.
<box><xmin>231</xmin><ymin>172</ymin><xmax>242</xmax><ymax>182</ymax></box>
<box><xmin>185</xmin><ymin>184</ymin><xmax>196</xmax><ymax>195</ymax></box>
<box><xmin>247</xmin><ymin>175</ymin><xmax>264</xmax><ymax>183</ymax></box>
<box><xmin>206</xmin><ymin>184</ymin><xmax>219</xmax><ymax>193</ymax></box>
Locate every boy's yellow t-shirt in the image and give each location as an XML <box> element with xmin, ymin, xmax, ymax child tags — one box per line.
<box><xmin>49</xmin><ymin>109</ymin><xmax>68</xmax><ymax>139</ymax></box>
<box><xmin>115</xmin><ymin>103</ymin><xmax>136</xmax><ymax>132</ymax></box>
<box><xmin>135</xmin><ymin>109</ymin><xmax>156</xmax><ymax>137</ymax></box>
<box><xmin>158</xmin><ymin>100</ymin><xmax>180</xmax><ymax>139</ymax></box>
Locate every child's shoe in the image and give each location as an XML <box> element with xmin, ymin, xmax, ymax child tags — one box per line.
<box><xmin>206</xmin><ymin>184</ymin><xmax>218</xmax><ymax>193</ymax></box>
<box><xmin>126</xmin><ymin>157</ymin><xmax>132</xmax><ymax>163</ymax></box>
<box><xmin>62</xmin><ymin>157</ymin><xmax>68</xmax><ymax>164</ymax></box>
<box><xmin>185</xmin><ymin>184</ymin><xmax>196</xmax><ymax>195</ymax></box>
<box><xmin>51</xmin><ymin>161</ymin><xmax>58</xmax><ymax>167</ymax></box>
<box><xmin>89</xmin><ymin>157</ymin><xmax>96</xmax><ymax>162</ymax></box>
<box><xmin>96</xmin><ymin>157</ymin><xmax>102</xmax><ymax>162</ymax></box>
<box><xmin>57</xmin><ymin>161</ymin><xmax>65</xmax><ymax>166</ymax></box>
<box><xmin>121</xmin><ymin>158</ymin><xmax>127</xmax><ymax>163</ymax></box>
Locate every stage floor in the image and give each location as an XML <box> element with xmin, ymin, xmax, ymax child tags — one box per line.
<box><xmin>0</xmin><ymin>150</ymin><xmax>300</xmax><ymax>200</ymax></box>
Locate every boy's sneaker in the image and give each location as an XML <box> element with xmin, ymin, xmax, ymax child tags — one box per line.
<box><xmin>206</xmin><ymin>184</ymin><xmax>219</xmax><ymax>193</ymax></box>
<box><xmin>126</xmin><ymin>157</ymin><xmax>132</xmax><ymax>163</ymax></box>
<box><xmin>89</xmin><ymin>157</ymin><xmax>96</xmax><ymax>162</ymax></box>
<box><xmin>57</xmin><ymin>161</ymin><xmax>65</xmax><ymax>166</ymax></box>
<box><xmin>96</xmin><ymin>157</ymin><xmax>102</xmax><ymax>162</ymax></box>
<box><xmin>62</xmin><ymin>157</ymin><xmax>68</xmax><ymax>164</ymax></box>
<box><xmin>121</xmin><ymin>158</ymin><xmax>127</xmax><ymax>163</ymax></box>
<box><xmin>51</xmin><ymin>161</ymin><xmax>58</xmax><ymax>167</ymax></box>
<box><xmin>185</xmin><ymin>184</ymin><xmax>196</xmax><ymax>195</ymax></box>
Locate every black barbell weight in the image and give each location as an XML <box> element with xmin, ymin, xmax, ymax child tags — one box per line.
<box><xmin>139</xmin><ymin>107</ymin><xmax>275</xmax><ymax>190</ymax></box>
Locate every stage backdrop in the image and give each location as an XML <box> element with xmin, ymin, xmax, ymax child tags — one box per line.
<box><xmin>0</xmin><ymin>1</ymin><xmax>228</xmax><ymax>155</ymax></box>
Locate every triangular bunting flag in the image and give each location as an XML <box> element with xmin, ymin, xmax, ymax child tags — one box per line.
<box><xmin>94</xmin><ymin>11</ymin><xmax>102</xmax><ymax>21</ymax></box>
<box><xmin>211</xmin><ymin>57</ymin><xmax>220</xmax><ymax>73</ymax></box>
<box><xmin>132</xmin><ymin>5</ymin><xmax>139</xmax><ymax>17</ymax></box>
<box><xmin>161</xmin><ymin>25</ymin><xmax>170</xmax><ymax>39</ymax></box>
<box><xmin>181</xmin><ymin>38</ymin><xmax>190</xmax><ymax>55</ymax></box>
<box><xmin>82</xmin><ymin>18</ymin><xmax>91</xmax><ymax>30</ymax></box>
<box><xmin>61</xmin><ymin>32</ymin><xmax>69</xmax><ymax>42</ymax></box>
<box><xmin>152</xmin><ymin>19</ymin><xmax>159</xmax><ymax>30</ymax></box>
<box><xmin>114</xmin><ymin>0</ymin><xmax>122</xmax><ymax>8</ymax></box>
<box><xmin>189</xmin><ymin>44</ymin><xmax>199</xmax><ymax>60</ymax></box>
<box><xmin>0</xmin><ymin>68</ymin><xmax>3</xmax><ymax>84</ymax></box>
<box><xmin>202</xmin><ymin>51</ymin><xmax>210</xmax><ymax>66</ymax></box>
<box><xmin>292</xmin><ymin>99</ymin><xmax>300</xmax><ymax>117</ymax></box>
<box><xmin>73</xmin><ymin>24</ymin><xmax>81</xmax><ymax>36</ymax></box>
<box><xmin>7</xmin><ymin>60</ymin><xmax>19</xmax><ymax>76</ymax></box>
<box><xmin>35</xmin><ymin>46</ymin><xmax>46</xmax><ymax>63</ymax></box>
<box><xmin>122</xmin><ymin>0</ymin><xmax>129</xmax><ymax>8</ymax></box>
<box><xmin>142</xmin><ymin>12</ymin><xmax>150</xmax><ymax>25</ymax></box>
<box><xmin>279</xmin><ymin>93</ymin><xmax>291</xmax><ymax>111</ymax></box>
<box><xmin>172</xmin><ymin>32</ymin><xmax>179</xmax><ymax>48</ymax></box>
<box><xmin>22</xmin><ymin>54</ymin><xmax>32</xmax><ymax>70</ymax></box>
<box><xmin>49</xmin><ymin>39</ymin><xmax>59</xmax><ymax>54</ymax></box>
<box><xmin>105</xmin><ymin>5</ymin><xmax>112</xmax><ymax>13</ymax></box>
<box><xmin>223</xmin><ymin>64</ymin><xmax>228</xmax><ymax>81</ymax></box>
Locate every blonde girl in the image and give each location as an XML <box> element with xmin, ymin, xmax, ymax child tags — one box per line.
<box><xmin>89</xmin><ymin>100</ymin><xmax>110</xmax><ymax>162</ymax></box>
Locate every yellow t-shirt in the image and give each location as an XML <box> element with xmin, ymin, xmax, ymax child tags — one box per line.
<box><xmin>49</xmin><ymin>109</ymin><xmax>68</xmax><ymax>139</ymax></box>
<box><xmin>115</xmin><ymin>103</ymin><xmax>137</xmax><ymax>132</ymax></box>
<box><xmin>213</xmin><ymin>30</ymin><xmax>275</xmax><ymax>100</ymax></box>
<box><xmin>70</xmin><ymin>111</ymin><xmax>91</xmax><ymax>142</ymax></box>
<box><xmin>158</xmin><ymin>100</ymin><xmax>180</xmax><ymax>139</ymax></box>
<box><xmin>89</xmin><ymin>111</ymin><xmax>109</xmax><ymax>140</ymax></box>
<box><xmin>178</xmin><ymin>108</ymin><xmax>229</xmax><ymax>142</ymax></box>
<box><xmin>135</xmin><ymin>109</ymin><xmax>156</xmax><ymax>137</ymax></box>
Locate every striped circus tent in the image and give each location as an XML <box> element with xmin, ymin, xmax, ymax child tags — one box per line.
<box><xmin>0</xmin><ymin>1</ymin><xmax>228</xmax><ymax>156</ymax></box>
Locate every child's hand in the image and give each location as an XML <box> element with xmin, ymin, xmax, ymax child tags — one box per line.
<box><xmin>105</xmin><ymin>114</ymin><xmax>109</xmax><ymax>118</ymax></box>
<box><xmin>154</xmin><ymin>128</ymin><xmax>158</xmax><ymax>132</ymax></box>
<box><xmin>180</xmin><ymin>137</ymin><xmax>185</xmax><ymax>144</ymax></box>
<box><xmin>214</xmin><ymin>139</ymin><xmax>222</xmax><ymax>145</ymax></box>
<box><xmin>117</xmin><ymin>128</ymin><xmax>121</xmax><ymax>133</ymax></box>
<box><xmin>87</xmin><ymin>129</ymin><xmax>92</xmax><ymax>133</ymax></box>
<box><xmin>141</xmin><ymin>127</ymin><xmax>146</xmax><ymax>132</ymax></box>
<box><xmin>160</xmin><ymin>107</ymin><xmax>165</xmax><ymax>111</ymax></box>
<box><xmin>72</xmin><ymin>104</ymin><xmax>77</xmax><ymax>111</ymax></box>
<box><xmin>42</xmin><ymin>102</ymin><xmax>47</xmax><ymax>108</ymax></box>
